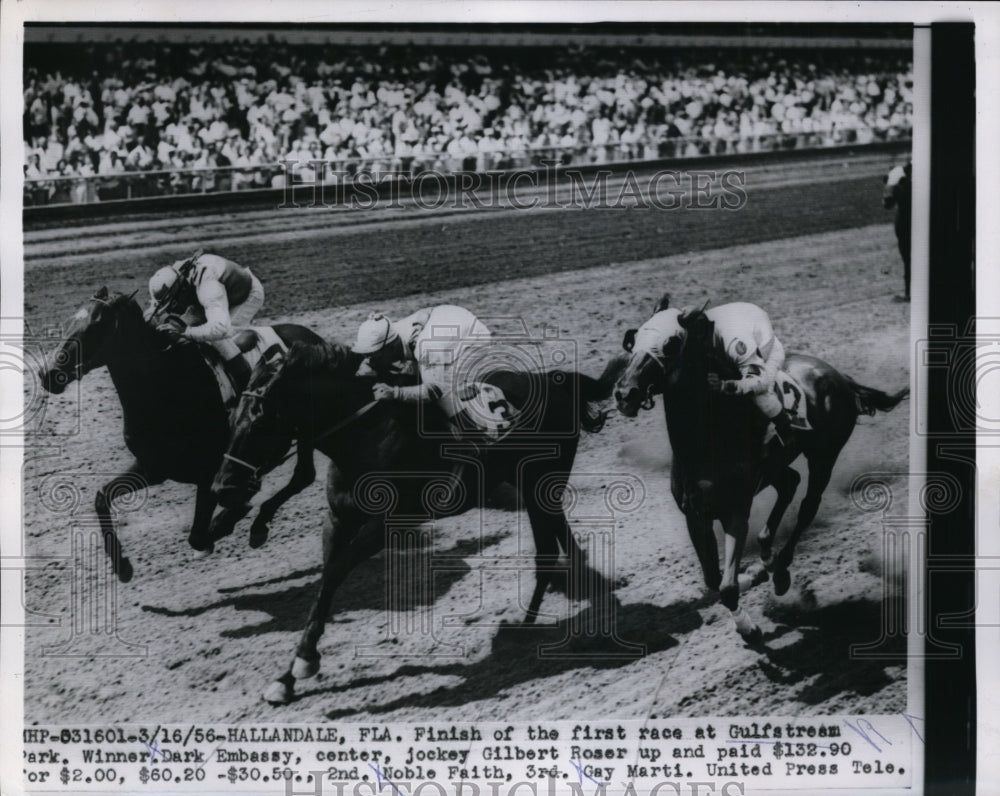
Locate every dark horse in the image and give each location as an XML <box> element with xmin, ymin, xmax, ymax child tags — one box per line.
<box><xmin>38</xmin><ymin>287</ymin><xmax>322</xmax><ymax>582</ymax></box>
<box><xmin>614</xmin><ymin>297</ymin><xmax>908</xmax><ymax>641</ymax></box>
<box><xmin>212</xmin><ymin>339</ymin><xmax>618</xmax><ymax>704</ymax></box>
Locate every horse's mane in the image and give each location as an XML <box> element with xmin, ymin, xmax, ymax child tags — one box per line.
<box><xmin>283</xmin><ymin>339</ymin><xmax>359</xmax><ymax>379</ymax></box>
<box><xmin>675</xmin><ymin>307</ymin><xmax>739</xmax><ymax>380</ymax></box>
<box><xmin>677</xmin><ymin>306</ymin><xmax>707</xmax><ymax>331</ymax></box>
<box><xmin>102</xmin><ymin>289</ymin><xmax>141</xmax><ymax>312</ymax></box>
<box><xmin>97</xmin><ymin>289</ymin><xmax>146</xmax><ymax>328</ymax></box>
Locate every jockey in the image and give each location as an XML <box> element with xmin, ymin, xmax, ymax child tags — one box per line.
<box><xmin>147</xmin><ymin>251</ymin><xmax>265</xmax><ymax>382</ymax></box>
<box><xmin>351</xmin><ymin>305</ymin><xmax>493</xmax><ymax>434</ymax></box>
<box><xmin>634</xmin><ymin>301</ymin><xmax>793</xmax><ymax>446</ymax></box>
<box><xmin>691</xmin><ymin>301</ymin><xmax>794</xmax><ymax>446</ymax></box>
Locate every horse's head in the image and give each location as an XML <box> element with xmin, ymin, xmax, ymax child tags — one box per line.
<box><xmin>614</xmin><ymin>298</ymin><xmax>684</xmax><ymax>417</ymax></box>
<box><xmin>213</xmin><ymin>339</ymin><xmax>362</xmax><ymax>508</ymax></box>
<box><xmin>212</xmin><ymin>354</ymin><xmax>293</xmax><ymax>508</ymax></box>
<box><xmin>38</xmin><ymin>287</ymin><xmax>140</xmax><ymax>394</ymax></box>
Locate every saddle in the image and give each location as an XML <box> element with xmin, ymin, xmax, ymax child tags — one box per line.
<box><xmin>199</xmin><ymin>327</ymin><xmax>288</xmax><ymax>409</ymax></box>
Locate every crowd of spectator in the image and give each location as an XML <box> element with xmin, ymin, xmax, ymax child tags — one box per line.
<box><xmin>23</xmin><ymin>39</ymin><xmax>913</xmax><ymax>205</ymax></box>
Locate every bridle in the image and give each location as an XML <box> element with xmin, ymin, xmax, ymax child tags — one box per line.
<box><xmin>629</xmin><ymin>349</ymin><xmax>667</xmax><ymax>411</ymax></box>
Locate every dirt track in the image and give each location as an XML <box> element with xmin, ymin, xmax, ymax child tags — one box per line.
<box><xmin>22</xmin><ymin>152</ymin><xmax>911</xmax><ymax>723</ymax></box>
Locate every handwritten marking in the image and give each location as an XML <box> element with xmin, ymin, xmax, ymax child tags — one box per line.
<box><xmin>900</xmin><ymin>713</ymin><xmax>925</xmax><ymax>744</ymax></box>
<box><xmin>570</xmin><ymin>758</ymin><xmax>608</xmax><ymax>789</ymax></box>
<box><xmin>143</xmin><ymin>741</ymin><xmax>164</xmax><ymax>764</ymax></box>
<box><xmin>368</xmin><ymin>763</ymin><xmax>407</xmax><ymax>796</ymax></box>
<box><xmin>843</xmin><ymin>719</ymin><xmax>893</xmax><ymax>753</ymax></box>
<box><xmin>725</xmin><ymin>739</ymin><xmax>833</xmax><ymax>749</ymax></box>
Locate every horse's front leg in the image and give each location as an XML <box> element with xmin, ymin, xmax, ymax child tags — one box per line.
<box><xmin>249</xmin><ymin>445</ymin><xmax>316</xmax><ymax>549</ymax></box>
<box><xmin>757</xmin><ymin>465</ymin><xmax>801</xmax><ymax>566</ymax></box>
<box><xmin>95</xmin><ymin>460</ymin><xmax>163</xmax><ymax>583</ymax></box>
<box><xmin>719</xmin><ymin>503</ymin><xmax>761</xmax><ymax>643</ymax></box>
<box><xmin>685</xmin><ymin>480</ymin><xmax>721</xmax><ymax>593</ymax></box>
<box><xmin>264</xmin><ymin>515</ymin><xmax>386</xmax><ymax>705</ymax></box>
<box><xmin>188</xmin><ymin>480</ymin><xmax>246</xmax><ymax>555</ymax></box>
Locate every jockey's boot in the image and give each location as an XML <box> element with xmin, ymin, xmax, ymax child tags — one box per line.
<box><xmin>768</xmin><ymin>410</ymin><xmax>794</xmax><ymax>449</ymax></box>
<box><xmin>223</xmin><ymin>354</ymin><xmax>252</xmax><ymax>390</ymax></box>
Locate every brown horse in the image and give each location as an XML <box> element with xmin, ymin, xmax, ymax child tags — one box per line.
<box><xmin>37</xmin><ymin>288</ymin><xmax>322</xmax><ymax>581</ymax></box>
<box><xmin>614</xmin><ymin>296</ymin><xmax>908</xmax><ymax>641</ymax></box>
<box><xmin>212</xmin><ymin>339</ymin><xmax>620</xmax><ymax>703</ymax></box>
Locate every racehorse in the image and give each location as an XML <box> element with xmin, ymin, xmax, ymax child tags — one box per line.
<box><xmin>37</xmin><ymin>287</ymin><xmax>323</xmax><ymax>582</ymax></box>
<box><xmin>613</xmin><ymin>296</ymin><xmax>908</xmax><ymax>642</ymax></box>
<box><xmin>211</xmin><ymin>338</ymin><xmax>619</xmax><ymax>704</ymax></box>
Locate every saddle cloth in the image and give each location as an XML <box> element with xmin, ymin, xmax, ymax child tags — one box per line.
<box><xmin>763</xmin><ymin>370</ymin><xmax>812</xmax><ymax>444</ymax></box>
<box><xmin>453</xmin><ymin>381</ymin><xmax>520</xmax><ymax>443</ymax></box>
<box><xmin>200</xmin><ymin>327</ymin><xmax>287</xmax><ymax>408</ymax></box>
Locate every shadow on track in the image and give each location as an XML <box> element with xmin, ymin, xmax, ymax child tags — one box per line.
<box><xmin>141</xmin><ymin>533</ymin><xmax>507</xmax><ymax>638</ymax></box>
<box><xmin>296</xmin><ymin>594</ymin><xmax>715</xmax><ymax>718</ymax></box>
<box><xmin>758</xmin><ymin>596</ymin><xmax>906</xmax><ymax>704</ymax></box>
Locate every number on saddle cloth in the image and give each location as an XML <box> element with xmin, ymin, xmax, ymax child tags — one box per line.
<box><xmin>773</xmin><ymin>371</ymin><xmax>812</xmax><ymax>430</ymax></box>
<box><xmin>455</xmin><ymin>382</ymin><xmax>518</xmax><ymax>443</ymax></box>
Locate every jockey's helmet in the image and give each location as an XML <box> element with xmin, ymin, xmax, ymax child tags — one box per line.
<box><xmin>352</xmin><ymin>312</ymin><xmax>400</xmax><ymax>354</ymax></box>
<box><xmin>149</xmin><ymin>265</ymin><xmax>181</xmax><ymax>305</ymax></box>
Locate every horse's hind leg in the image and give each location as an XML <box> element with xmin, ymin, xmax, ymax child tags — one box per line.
<box><xmin>772</xmin><ymin>457</ymin><xmax>835</xmax><ymax>596</ymax></box>
<box><xmin>247</xmin><ymin>446</ymin><xmax>316</xmax><ymax>549</ymax></box>
<box><xmin>522</xmin><ymin>499</ymin><xmax>564</xmax><ymax>624</ymax></box>
<box><xmin>95</xmin><ymin>461</ymin><xmax>163</xmax><ymax>583</ymax></box>
<box><xmin>264</xmin><ymin>515</ymin><xmax>385</xmax><ymax>705</ymax></box>
<box><xmin>758</xmin><ymin>465</ymin><xmax>801</xmax><ymax>566</ymax></box>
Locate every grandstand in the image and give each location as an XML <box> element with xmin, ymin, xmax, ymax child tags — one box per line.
<box><xmin>22</xmin><ymin>25</ymin><xmax>913</xmax><ymax>206</ymax></box>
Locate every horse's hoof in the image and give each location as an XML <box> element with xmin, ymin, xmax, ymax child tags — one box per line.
<box><xmin>191</xmin><ymin>546</ymin><xmax>213</xmax><ymax>560</ymax></box>
<box><xmin>117</xmin><ymin>558</ymin><xmax>134</xmax><ymax>583</ymax></box>
<box><xmin>292</xmin><ymin>656</ymin><xmax>319</xmax><ymax>679</ymax></box>
<box><xmin>773</xmin><ymin>568</ymin><xmax>792</xmax><ymax>596</ymax></box>
<box><xmin>740</xmin><ymin>625</ymin><xmax>764</xmax><ymax>646</ymax></box>
<box><xmin>263</xmin><ymin>680</ymin><xmax>294</xmax><ymax>705</ymax></box>
<box><xmin>249</xmin><ymin>522</ymin><xmax>269</xmax><ymax>549</ymax></box>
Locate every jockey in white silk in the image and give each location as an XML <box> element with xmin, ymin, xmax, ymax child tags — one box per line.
<box><xmin>147</xmin><ymin>251</ymin><xmax>265</xmax><ymax>380</ymax></box>
<box><xmin>636</xmin><ymin>301</ymin><xmax>793</xmax><ymax>445</ymax></box>
<box><xmin>352</xmin><ymin>304</ymin><xmax>492</xmax><ymax>422</ymax></box>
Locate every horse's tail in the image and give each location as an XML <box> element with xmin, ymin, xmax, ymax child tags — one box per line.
<box><xmin>574</xmin><ymin>353</ymin><xmax>630</xmax><ymax>433</ymax></box>
<box><xmin>847</xmin><ymin>378</ymin><xmax>910</xmax><ymax>416</ymax></box>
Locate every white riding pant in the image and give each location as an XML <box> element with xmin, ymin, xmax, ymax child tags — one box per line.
<box><xmin>210</xmin><ymin>275</ymin><xmax>265</xmax><ymax>360</ymax></box>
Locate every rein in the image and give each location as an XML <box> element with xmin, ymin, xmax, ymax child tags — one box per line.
<box><xmin>636</xmin><ymin>349</ymin><xmax>666</xmax><ymax>410</ymax></box>
<box><xmin>223</xmin><ymin>398</ymin><xmax>380</xmax><ymax>478</ymax></box>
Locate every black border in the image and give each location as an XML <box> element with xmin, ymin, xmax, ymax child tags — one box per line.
<box><xmin>926</xmin><ymin>21</ymin><xmax>977</xmax><ymax>796</ymax></box>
